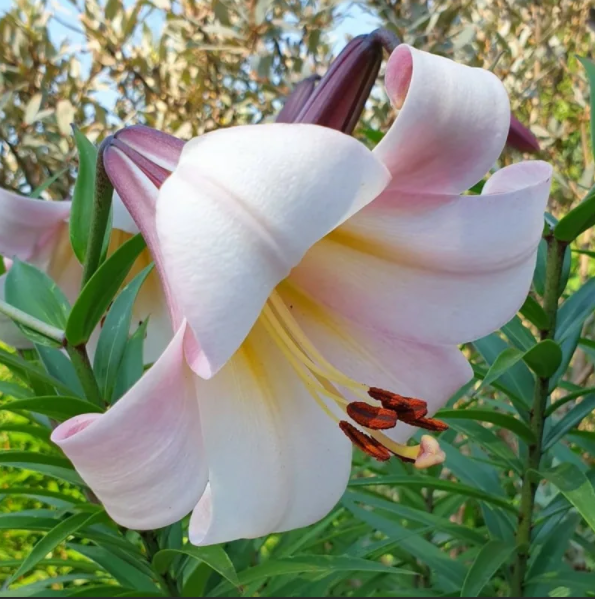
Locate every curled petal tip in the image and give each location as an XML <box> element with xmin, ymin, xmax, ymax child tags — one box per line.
<box><xmin>507</xmin><ymin>115</ymin><xmax>540</xmax><ymax>153</ymax></box>
<box><xmin>415</xmin><ymin>435</ymin><xmax>446</xmax><ymax>470</ymax></box>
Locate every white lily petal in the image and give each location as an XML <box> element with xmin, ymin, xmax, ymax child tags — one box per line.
<box><xmin>52</xmin><ymin>323</ymin><xmax>207</xmax><ymax>529</ymax></box>
<box><xmin>156</xmin><ymin>123</ymin><xmax>390</xmax><ymax>378</ymax></box>
<box><xmin>189</xmin><ymin>318</ymin><xmax>351</xmax><ymax>545</ymax></box>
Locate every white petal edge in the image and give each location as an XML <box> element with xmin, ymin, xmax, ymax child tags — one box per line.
<box><xmin>156</xmin><ymin>123</ymin><xmax>390</xmax><ymax>378</ymax></box>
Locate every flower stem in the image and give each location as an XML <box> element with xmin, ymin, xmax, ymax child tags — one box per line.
<box><xmin>511</xmin><ymin>234</ymin><xmax>566</xmax><ymax>596</ymax></box>
<box><xmin>141</xmin><ymin>531</ymin><xmax>179</xmax><ymax>597</ymax></box>
<box><xmin>65</xmin><ymin>344</ymin><xmax>103</xmax><ymax>407</ymax></box>
<box><xmin>82</xmin><ymin>148</ymin><xmax>113</xmax><ymax>287</ymax></box>
<box><xmin>0</xmin><ymin>299</ymin><xmax>65</xmax><ymax>345</ymax></box>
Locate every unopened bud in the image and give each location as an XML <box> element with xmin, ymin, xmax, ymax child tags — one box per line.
<box><xmin>507</xmin><ymin>115</ymin><xmax>540</xmax><ymax>153</ymax></box>
<box><xmin>296</xmin><ymin>29</ymin><xmax>399</xmax><ymax>134</ymax></box>
<box><xmin>276</xmin><ymin>76</ymin><xmax>320</xmax><ymax>123</ymax></box>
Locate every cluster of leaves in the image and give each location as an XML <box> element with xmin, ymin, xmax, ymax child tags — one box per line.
<box><xmin>2</xmin><ymin>1</ymin><xmax>595</xmax><ymax>598</ymax></box>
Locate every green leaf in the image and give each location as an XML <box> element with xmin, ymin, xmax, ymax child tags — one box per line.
<box><xmin>578</xmin><ymin>57</ymin><xmax>595</xmax><ymax>163</ymax></box>
<box><xmin>68</xmin><ymin>544</ymin><xmax>161</xmax><ymax>592</ymax></box>
<box><xmin>480</xmin><ymin>347</ymin><xmax>524</xmax><ymax>389</ymax></box>
<box><xmin>523</xmin><ymin>339</ymin><xmax>563</xmax><ymax>378</ymax></box>
<box><xmin>520</xmin><ymin>295</ymin><xmax>549</xmax><ymax>330</ymax></box>
<box><xmin>542</xmin><ymin>464</ymin><xmax>595</xmax><ymax>534</ymax></box>
<box><xmin>0</xmin><ymin>487</ymin><xmax>82</xmax><ymax>507</ymax></box>
<box><xmin>153</xmin><ymin>546</ymin><xmax>239</xmax><ymax>588</ymax></box>
<box><xmin>0</xmin><ymin>381</ymin><xmax>33</xmax><ymax>398</ymax></box>
<box><xmin>36</xmin><ymin>345</ymin><xmax>84</xmax><ymax>397</ymax></box>
<box><xmin>67</xmin><ymin>587</ymin><xmax>135</xmax><ymax>597</ymax></box>
<box><xmin>6</xmin><ymin>511</ymin><xmax>105</xmax><ymax>586</ymax></box>
<box><xmin>66</xmin><ymin>234</ymin><xmax>146</xmax><ymax>345</ymax></box>
<box><xmin>70</xmin><ymin>127</ymin><xmax>98</xmax><ymax>264</ymax></box>
<box><xmin>0</xmin><ymin>424</ymin><xmax>51</xmax><ymax>443</ymax></box>
<box><xmin>437</xmin><ymin>408</ymin><xmax>535</xmax><ymax>443</ymax></box>
<box><xmin>29</xmin><ymin>168</ymin><xmax>69</xmax><ymax>199</ymax></box>
<box><xmin>0</xmin><ymin>347</ymin><xmax>72</xmax><ymax>395</ymax></box>
<box><xmin>460</xmin><ymin>540</ymin><xmax>516</xmax><ymax>597</ymax></box>
<box><xmin>543</xmin><ymin>394</ymin><xmax>595</xmax><ymax>450</ymax></box>
<box><xmin>349</xmin><ymin>476</ymin><xmax>516</xmax><ymax>512</ymax></box>
<box><xmin>237</xmin><ymin>556</ymin><xmax>411</xmax><ymax>586</ymax></box>
<box><xmin>1</xmin><ymin>395</ymin><xmax>102</xmax><ymax>421</ymax></box>
<box><xmin>4</xmin><ymin>260</ymin><xmax>70</xmax><ymax>346</ymax></box>
<box><xmin>479</xmin><ymin>340</ymin><xmax>562</xmax><ymax>390</ymax></box>
<box><xmin>0</xmin><ymin>451</ymin><xmax>83</xmax><ymax>485</ymax></box>
<box><xmin>554</xmin><ymin>187</ymin><xmax>595</xmax><ymax>242</ymax></box>
<box><xmin>112</xmin><ymin>319</ymin><xmax>148</xmax><ymax>401</ymax></box>
<box><xmin>556</xmin><ymin>277</ymin><xmax>595</xmax><ymax>343</ymax></box>
<box><xmin>94</xmin><ymin>264</ymin><xmax>153</xmax><ymax>402</ymax></box>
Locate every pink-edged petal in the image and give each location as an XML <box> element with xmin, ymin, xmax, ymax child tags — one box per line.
<box><xmin>52</xmin><ymin>323</ymin><xmax>207</xmax><ymax>530</ymax></box>
<box><xmin>278</xmin><ymin>283</ymin><xmax>472</xmax><ymax>444</ymax></box>
<box><xmin>156</xmin><ymin>123</ymin><xmax>390</xmax><ymax>378</ymax></box>
<box><xmin>0</xmin><ymin>273</ymin><xmax>31</xmax><ymax>348</ymax></box>
<box><xmin>112</xmin><ymin>125</ymin><xmax>184</xmax><ymax>172</ymax></box>
<box><xmin>188</xmin><ymin>319</ymin><xmax>351</xmax><ymax>545</ymax></box>
<box><xmin>0</xmin><ymin>189</ymin><xmax>71</xmax><ymax>261</ymax></box>
<box><xmin>103</xmin><ymin>145</ymin><xmax>182</xmax><ymax>328</ymax></box>
<box><xmin>375</xmin><ymin>45</ymin><xmax>510</xmax><ymax>194</ymax></box>
<box><xmin>290</xmin><ymin>161</ymin><xmax>552</xmax><ymax>347</ymax></box>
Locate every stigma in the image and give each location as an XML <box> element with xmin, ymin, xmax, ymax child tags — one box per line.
<box><xmin>259</xmin><ymin>290</ymin><xmax>447</xmax><ymax>469</ymax></box>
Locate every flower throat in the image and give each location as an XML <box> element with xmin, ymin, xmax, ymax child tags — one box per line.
<box><xmin>260</xmin><ymin>290</ymin><xmax>447</xmax><ymax>468</ymax></box>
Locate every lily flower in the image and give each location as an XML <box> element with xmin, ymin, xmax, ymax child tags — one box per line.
<box><xmin>52</xmin><ymin>44</ymin><xmax>552</xmax><ymax>545</ymax></box>
<box><xmin>0</xmin><ymin>187</ymin><xmax>173</xmax><ymax>361</ymax></box>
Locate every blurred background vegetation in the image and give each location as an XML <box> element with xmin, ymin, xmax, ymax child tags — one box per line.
<box><xmin>2</xmin><ymin>0</ymin><xmax>595</xmax><ymax>596</ymax></box>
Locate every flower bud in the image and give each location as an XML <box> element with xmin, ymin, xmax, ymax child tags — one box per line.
<box><xmin>507</xmin><ymin>115</ymin><xmax>540</xmax><ymax>153</ymax></box>
<box><xmin>295</xmin><ymin>29</ymin><xmax>398</xmax><ymax>134</ymax></box>
<box><xmin>276</xmin><ymin>75</ymin><xmax>320</xmax><ymax>123</ymax></box>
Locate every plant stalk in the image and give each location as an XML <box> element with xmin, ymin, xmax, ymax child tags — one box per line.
<box><xmin>81</xmin><ymin>148</ymin><xmax>113</xmax><ymax>287</ymax></box>
<box><xmin>141</xmin><ymin>531</ymin><xmax>179</xmax><ymax>597</ymax></box>
<box><xmin>511</xmin><ymin>235</ymin><xmax>566</xmax><ymax>596</ymax></box>
<box><xmin>0</xmin><ymin>299</ymin><xmax>65</xmax><ymax>345</ymax></box>
<box><xmin>65</xmin><ymin>344</ymin><xmax>103</xmax><ymax>407</ymax></box>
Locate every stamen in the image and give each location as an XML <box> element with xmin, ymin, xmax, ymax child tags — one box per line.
<box><xmin>346</xmin><ymin>402</ymin><xmax>398</xmax><ymax>430</ymax></box>
<box><xmin>259</xmin><ymin>291</ymin><xmax>447</xmax><ymax>467</ymax></box>
<box><xmin>415</xmin><ymin>435</ymin><xmax>446</xmax><ymax>469</ymax></box>
<box><xmin>339</xmin><ymin>421</ymin><xmax>391</xmax><ymax>462</ymax></box>
<box><xmin>413</xmin><ymin>417</ymin><xmax>449</xmax><ymax>432</ymax></box>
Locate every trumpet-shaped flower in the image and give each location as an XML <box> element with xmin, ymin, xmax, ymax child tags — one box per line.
<box><xmin>52</xmin><ymin>45</ymin><xmax>552</xmax><ymax>545</ymax></box>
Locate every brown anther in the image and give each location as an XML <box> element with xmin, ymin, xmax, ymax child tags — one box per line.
<box><xmin>368</xmin><ymin>387</ymin><xmax>428</xmax><ymax>419</ymax></box>
<box><xmin>346</xmin><ymin>402</ymin><xmax>398</xmax><ymax>430</ymax></box>
<box><xmin>339</xmin><ymin>421</ymin><xmax>391</xmax><ymax>462</ymax></box>
<box><xmin>414</xmin><ymin>417</ymin><xmax>449</xmax><ymax>432</ymax></box>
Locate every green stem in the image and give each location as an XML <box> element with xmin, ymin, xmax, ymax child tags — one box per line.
<box><xmin>511</xmin><ymin>235</ymin><xmax>566</xmax><ymax>596</ymax></box>
<box><xmin>141</xmin><ymin>531</ymin><xmax>179</xmax><ymax>597</ymax></box>
<box><xmin>0</xmin><ymin>299</ymin><xmax>65</xmax><ymax>345</ymax></box>
<box><xmin>65</xmin><ymin>344</ymin><xmax>103</xmax><ymax>407</ymax></box>
<box><xmin>81</xmin><ymin>149</ymin><xmax>113</xmax><ymax>287</ymax></box>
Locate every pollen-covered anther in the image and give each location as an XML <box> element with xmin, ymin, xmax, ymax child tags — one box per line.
<box><xmin>414</xmin><ymin>417</ymin><xmax>449</xmax><ymax>432</ymax></box>
<box><xmin>339</xmin><ymin>421</ymin><xmax>391</xmax><ymax>462</ymax></box>
<box><xmin>415</xmin><ymin>435</ymin><xmax>446</xmax><ymax>470</ymax></box>
<box><xmin>367</xmin><ymin>387</ymin><xmax>428</xmax><ymax>420</ymax></box>
<box><xmin>346</xmin><ymin>401</ymin><xmax>398</xmax><ymax>430</ymax></box>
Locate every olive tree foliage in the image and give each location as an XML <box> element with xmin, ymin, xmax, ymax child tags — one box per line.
<box><xmin>361</xmin><ymin>0</ymin><xmax>595</xmax><ymax>210</ymax></box>
<box><xmin>0</xmin><ymin>0</ymin><xmax>343</xmax><ymax>196</ymax></box>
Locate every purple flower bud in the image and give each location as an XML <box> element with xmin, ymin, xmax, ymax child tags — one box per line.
<box><xmin>507</xmin><ymin>115</ymin><xmax>540</xmax><ymax>153</ymax></box>
<box><xmin>295</xmin><ymin>29</ymin><xmax>399</xmax><ymax>134</ymax></box>
<box><xmin>276</xmin><ymin>75</ymin><xmax>320</xmax><ymax>123</ymax></box>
